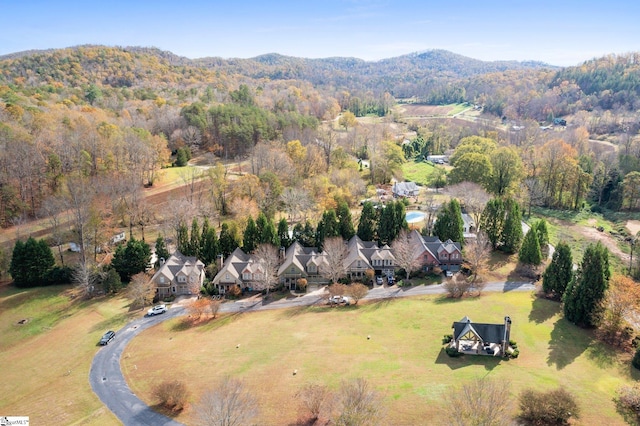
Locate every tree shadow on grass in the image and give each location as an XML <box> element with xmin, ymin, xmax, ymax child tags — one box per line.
<box><xmin>547</xmin><ymin>318</ymin><xmax>593</xmax><ymax>369</ymax></box>
<box><xmin>432</xmin><ymin>295</ymin><xmax>462</xmax><ymax>304</ymax></box>
<box><xmin>585</xmin><ymin>341</ymin><xmax>619</xmax><ymax>369</ymax></box>
<box><xmin>171</xmin><ymin>311</ymin><xmax>243</xmax><ymax>332</ymax></box>
<box><xmin>528</xmin><ymin>294</ymin><xmax>561</xmax><ymax>324</ymax></box>
<box><xmin>434</xmin><ymin>347</ymin><xmax>502</xmax><ymax>371</ymax></box>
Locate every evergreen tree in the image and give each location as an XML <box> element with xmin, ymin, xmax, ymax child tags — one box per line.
<box><xmin>479</xmin><ymin>198</ymin><xmax>505</xmax><ymax>250</ymax></box>
<box><xmin>176</xmin><ymin>221</ymin><xmax>189</xmax><ymax>254</ymax></box>
<box><xmin>532</xmin><ymin>219</ymin><xmax>549</xmax><ymax>249</ymax></box>
<box><xmin>501</xmin><ymin>198</ymin><xmax>523</xmax><ymax>254</ymax></box>
<box><xmin>433</xmin><ymin>199</ymin><xmax>464</xmax><ymax>244</ymax></box>
<box><xmin>111</xmin><ymin>238</ymin><xmax>151</xmax><ymax>282</ymax></box>
<box><xmin>337</xmin><ymin>201</ymin><xmax>356</xmax><ymax>240</ymax></box>
<box><xmin>393</xmin><ymin>201</ymin><xmax>409</xmax><ymax>239</ymax></box>
<box><xmin>519</xmin><ymin>228</ymin><xmax>542</xmax><ymax>265</ymax></box>
<box><xmin>200</xmin><ymin>220</ymin><xmax>219</xmax><ymax>266</ymax></box>
<box><xmin>357</xmin><ymin>201</ymin><xmax>377</xmax><ymax>241</ymax></box>
<box><xmin>377</xmin><ymin>204</ymin><xmax>395</xmax><ymax>245</ymax></box>
<box><xmin>563</xmin><ymin>242</ymin><xmax>610</xmax><ymax>327</ymax></box>
<box><xmin>9</xmin><ymin>237</ymin><xmax>55</xmax><ymax>288</ymax></box>
<box><xmin>219</xmin><ymin>222</ymin><xmax>239</xmax><ymax>257</ymax></box>
<box><xmin>255</xmin><ymin>212</ymin><xmax>269</xmax><ymax>244</ymax></box>
<box><xmin>316</xmin><ymin>210</ymin><xmax>339</xmax><ymax>249</ymax></box>
<box><xmin>187</xmin><ymin>218</ymin><xmax>200</xmax><ymax>257</ymax></box>
<box><xmin>301</xmin><ymin>220</ymin><xmax>316</xmax><ymax>247</ymax></box>
<box><xmin>101</xmin><ymin>267</ymin><xmax>123</xmax><ymax>294</ymax></box>
<box><xmin>542</xmin><ymin>242</ymin><xmax>573</xmax><ymax>298</ymax></box>
<box><xmin>243</xmin><ymin>216</ymin><xmax>258</xmax><ymax>253</ymax></box>
<box><xmin>277</xmin><ymin>218</ymin><xmax>290</xmax><ymax>248</ymax></box>
<box><xmin>154</xmin><ymin>235</ymin><xmax>170</xmax><ymax>267</ymax></box>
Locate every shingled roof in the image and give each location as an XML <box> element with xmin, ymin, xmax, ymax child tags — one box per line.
<box><xmin>452</xmin><ymin>316</ymin><xmax>508</xmax><ymax>344</ymax></box>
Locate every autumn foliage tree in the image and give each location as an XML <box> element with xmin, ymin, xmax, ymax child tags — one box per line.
<box><xmin>600</xmin><ymin>275</ymin><xmax>640</xmax><ymax>345</ymax></box>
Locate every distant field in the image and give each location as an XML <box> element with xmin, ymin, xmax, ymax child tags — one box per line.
<box><xmin>123</xmin><ymin>292</ymin><xmax>635</xmax><ymax>425</ymax></box>
<box><xmin>0</xmin><ymin>285</ymin><xmax>134</xmax><ymax>425</ymax></box>
<box><xmin>398</xmin><ymin>103</ymin><xmax>468</xmax><ymax>117</ymax></box>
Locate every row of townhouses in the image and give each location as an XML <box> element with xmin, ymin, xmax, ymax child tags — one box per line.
<box><xmin>210</xmin><ymin>231</ymin><xmax>462</xmax><ymax>295</ymax></box>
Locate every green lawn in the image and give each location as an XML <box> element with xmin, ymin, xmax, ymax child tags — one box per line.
<box><xmin>401</xmin><ymin>161</ymin><xmax>438</xmax><ymax>185</ymax></box>
<box><xmin>124</xmin><ymin>292</ymin><xmax>635</xmax><ymax>425</ymax></box>
<box><xmin>0</xmin><ymin>285</ymin><xmax>135</xmax><ymax>425</ymax></box>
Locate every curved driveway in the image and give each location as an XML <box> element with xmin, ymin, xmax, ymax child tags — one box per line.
<box><xmin>90</xmin><ymin>280</ymin><xmax>536</xmax><ymax>425</ymax></box>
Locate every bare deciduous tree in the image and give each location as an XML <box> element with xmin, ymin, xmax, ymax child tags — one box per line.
<box><xmin>391</xmin><ymin>229</ymin><xmax>420</xmax><ymax>280</ymax></box>
<box><xmin>39</xmin><ymin>195</ymin><xmax>69</xmax><ymax>265</ymax></box>
<box><xmin>209</xmin><ymin>299</ymin><xmax>222</xmax><ymax>319</ymax></box>
<box><xmin>464</xmin><ymin>231</ymin><xmax>491</xmax><ymax>288</ymax></box>
<box><xmin>297</xmin><ymin>383</ymin><xmax>332</xmax><ymax>423</ymax></box>
<box><xmin>126</xmin><ymin>272</ymin><xmax>155</xmax><ymax>309</ymax></box>
<box><xmin>194</xmin><ymin>376</ymin><xmax>258</xmax><ymax>426</ymax></box>
<box><xmin>73</xmin><ymin>261</ymin><xmax>98</xmax><ymax>299</ymax></box>
<box><xmin>321</xmin><ymin>237</ymin><xmax>348</xmax><ymax>284</ymax></box>
<box><xmin>446</xmin><ymin>181</ymin><xmax>490</xmax><ymax>226</ymax></box>
<box><xmin>444</xmin><ymin>378</ymin><xmax>513</xmax><ymax>426</ymax></box>
<box><xmin>334</xmin><ymin>378</ymin><xmax>385</xmax><ymax>426</ymax></box>
<box><xmin>253</xmin><ymin>243</ymin><xmax>280</xmax><ymax>297</ymax></box>
<box><xmin>346</xmin><ymin>283</ymin><xmax>369</xmax><ymax>305</ymax></box>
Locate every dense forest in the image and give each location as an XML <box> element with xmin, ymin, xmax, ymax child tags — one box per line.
<box><xmin>0</xmin><ymin>45</ymin><xmax>640</xmax><ymax>251</ymax></box>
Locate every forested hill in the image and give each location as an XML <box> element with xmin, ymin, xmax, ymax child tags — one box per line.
<box><xmin>192</xmin><ymin>49</ymin><xmax>553</xmax><ymax>96</ymax></box>
<box><xmin>551</xmin><ymin>52</ymin><xmax>640</xmax><ymax>110</ymax></box>
<box><xmin>0</xmin><ymin>45</ymin><xmax>550</xmax><ymax>96</ymax></box>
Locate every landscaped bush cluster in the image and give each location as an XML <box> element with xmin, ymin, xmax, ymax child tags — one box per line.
<box><xmin>445</xmin><ymin>346</ymin><xmax>463</xmax><ymax>357</ymax></box>
<box><xmin>152</xmin><ymin>380</ymin><xmax>189</xmax><ymax>412</ymax></box>
<box><xmin>508</xmin><ymin>340</ymin><xmax>520</xmax><ymax>358</ymax></box>
<box><xmin>442</xmin><ymin>334</ymin><xmax>453</xmax><ymax>344</ymax></box>
<box><xmin>518</xmin><ymin>387</ymin><xmax>579</xmax><ymax>425</ymax></box>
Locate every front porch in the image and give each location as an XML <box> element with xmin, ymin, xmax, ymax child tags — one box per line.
<box><xmin>451</xmin><ymin>340</ymin><xmax>502</xmax><ymax>357</ymax></box>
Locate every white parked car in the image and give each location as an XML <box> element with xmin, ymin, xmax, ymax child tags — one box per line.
<box><xmin>445</xmin><ymin>271</ymin><xmax>454</xmax><ymax>278</ymax></box>
<box><xmin>147</xmin><ymin>304</ymin><xmax>167</xmax><ymax>316</ymax></box>
<box><xmin>328</xmin><ymin>295</ymin><xmax>350</xmax><ymax>305</ymax></box>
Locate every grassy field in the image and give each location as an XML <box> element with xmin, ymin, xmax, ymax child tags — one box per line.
<box><xmin>401</xmin><ymin>161</ymin><xmax>438</xmax><ymax>185</ymax></box>
<box><xmin>0</xmin><ymin>285</ymin><xmax>136</xmax><ymax>425</ymax></box>
<box><xmin>123</xmin><ymin>292</ymin><xmax>636</xmax><ymax>425</ymax></box>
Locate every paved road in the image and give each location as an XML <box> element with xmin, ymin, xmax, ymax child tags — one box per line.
<box><xmin>90</xmin><ymin>308</ymin><xmax>186</xmax><ymax>426</ymax></box>
<box><xmin>90</xmin><ymin>280</ymin><xmax>536</xmax><ymax>425</ymax></box>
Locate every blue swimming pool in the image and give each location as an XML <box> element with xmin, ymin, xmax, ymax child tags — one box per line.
<box><xmin>405</xmin><ymin>211</ymin><xmax>426</xmax><ymax>223</ymax></box>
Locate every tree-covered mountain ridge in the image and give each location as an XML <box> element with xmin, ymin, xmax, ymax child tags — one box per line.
<box><xmin>0</xmin><ymin>45</ymin><xmax>552</xmax><ymax>92</ymax></box>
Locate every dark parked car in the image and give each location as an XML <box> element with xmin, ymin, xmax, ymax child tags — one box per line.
<box><xmin>99</xmin><ymin>330</ymin><xmax>115</xmax><ymax>345</ymax></box>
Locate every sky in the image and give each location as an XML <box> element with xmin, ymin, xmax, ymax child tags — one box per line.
<box><xmin>1</xmin><ymin>0</ymin><xmax>639</xmax><ymax>66</ymax></box>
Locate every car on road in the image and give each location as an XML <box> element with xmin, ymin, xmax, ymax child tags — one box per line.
<box><xmin>328</xmin><ymin>295</ymin><xmax>351</xmax><ymax>305</ymax></box>
<box><xmin>147</xmin><ymin>304</ymin><xmax>167</xmax><ymax>316</ymax></box>
<box><xmin>99</xmin><ymin>330</ymin><xmax>115</xmax><ymax>345</ymax></box>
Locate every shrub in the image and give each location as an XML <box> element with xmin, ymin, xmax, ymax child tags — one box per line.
<box><xmin>632</xmin><ymin>336</ymin><xmax>640</xmax><ymax>349</ymax></box>
<box><xmin>509</xmin><ymin>339</ymin><xmax>518</xmax><ymax>349</ymax></box>
<box><xmin>616</xmin><ymin>383</ymin><xmax>640</xmax><ymax>422</ymax></box>
<box><xmin>509</xmin><ymin>349</ymin><xmax>520</xmax><ymax>359</ymax></box>
<box><xmin>152</xmin><ymin>380</ymin><xmax>189</xmax><ymax>412</ymax></box>
<box><xmin>442</xmin><ymin>334</ymin><xmax>453</xmax><ymax>344</ymax></box>
<box><xmin>632</xmin><ymin>348</ymin><xmax>640</xmax><ymax>370</ymax></box>
<box><xmin>227</xmin><ymin>284</ymin><xmax>242</xmax><ymax>299</ymax></box>
<box><xmin>445</xmin><ymin>346</ymin><xmax>463</xmax><ymax>357</ymax></box>
<box><xmin>518</xmin><ymin>387</ymin><xmax>579</xmax><ymax>425</ymax></box>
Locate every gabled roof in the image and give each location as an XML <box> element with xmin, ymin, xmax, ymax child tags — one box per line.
<box><xmin>392</xmin><ymin>181</ymin><xmax>420</xmax><ymax>195</ymax></box>
<box><xmin>151</xmin><ymin>251</ymin><xmax>204</xmax><ymax>284</ymax></box>
<box><xmin>452</xmin><ymin>316</ymin><xmax>507</xmax><ymax>344</ymax></box>
<box><xmin>277</xmin><ymin>241</ymin><xmax>327</xmax><ymax>276</ymax></box>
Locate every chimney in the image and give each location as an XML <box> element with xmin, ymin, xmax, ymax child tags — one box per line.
<box><xmin>217</xmin><ymin>254</ymin><xmax>224</xmax><ymax>270</ymax></box>
<box><xmin>280</xmin><ymin>246</ymin><xmax>286</xmax><ymax>260</ymax></box>
<box><xmin>503</xmin><ymin>316</ymin><xmax>512</xmax><ymax>354</ymax></box>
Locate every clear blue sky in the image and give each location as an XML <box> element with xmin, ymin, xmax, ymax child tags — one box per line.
<box><xmin>1</xmin><ymin>0</ymin><xmax>638</xmax><ymax>66</ymax></box>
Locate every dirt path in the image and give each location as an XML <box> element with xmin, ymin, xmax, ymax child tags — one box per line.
<box><xmin>576</xmin><ymin>219</ymin><xmax>629</xmax><ymax>263</ymax></box>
